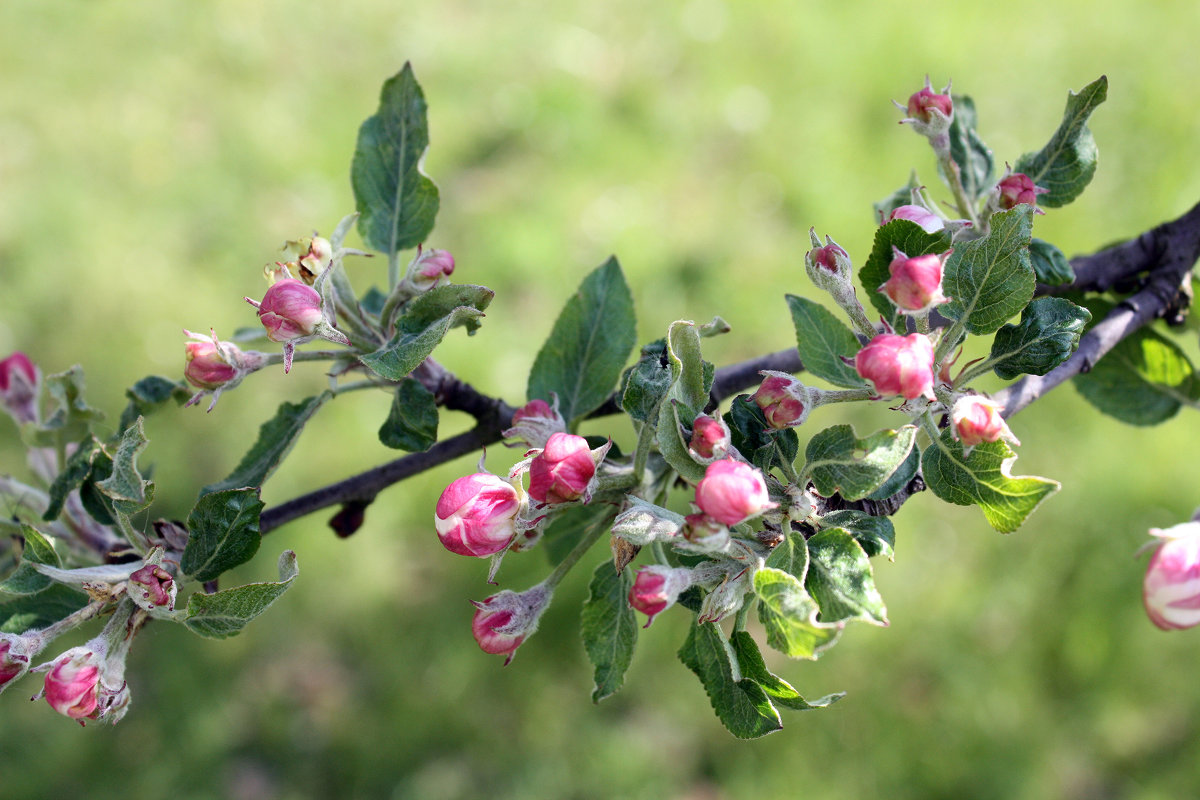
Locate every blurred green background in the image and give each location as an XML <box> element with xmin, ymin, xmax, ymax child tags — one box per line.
<box><xmin>2</xmin><ymin>1</ymin><xmax>1200</xmax><ymax>797</ymax></box>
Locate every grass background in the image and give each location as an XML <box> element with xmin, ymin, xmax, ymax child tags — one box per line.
<box><xmin>2</xmin><ymin>1</ymin><xmax>1200</xmax><ymax>797</ymax></box>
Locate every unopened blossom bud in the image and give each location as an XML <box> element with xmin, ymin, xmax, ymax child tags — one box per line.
<box><xmin>40</xmin><ymin>646</ymin><xmax>101</xmax><ymax>721</ymax></box>
<box><xmin>0</xmin><ymin>634</ymin><xmax>30</xmax><ymax>693</ymax></box>
<box><xmin>184</xmin><ymin>340</ymin><xmax>238</xmax><ymax>390</ymax></box>
<box><xmin>688</xmin><ymin>414</ymin><xmax>731</xmax><ymax>463</ymax></box>
<box><xmin>887</xmin><ymin>204</ymin><xmax>945</xmax><ymax>234</ymax></box>
<box><xmin>406</xmin><ymin>247</ymin><xmax>455</xmax><ymax>292</ymax></box>
<box><xmin>527</xmin><ymin>432</ymin><xmax>610</xmax><ymax>506</ymax></box>
<box><xmin>752</xmin><ymin>371</ymin><xmax>814</xmax><ymax>429</ymax></box>
<box><xmin>805</xmin><ymin>229</ymin><xmax>853</xmax><ymax>291</ymax></box>
<box><xmin>503</xmin><ymin>397</ymin><xmax>567</xmax><ymax>450</ymax></box>
<box><xmin>880</xmin><ymin>247</ymin><xmax>951</xmax><ymax>315</ymax></box>
<box><xmin>296</xmin><ymin>236</ymin><xmax>333</xmax><ymax>283</ymax></box>
<box><xmin>996</xmin><ymin>173</ymin><xmax>1048</xmax><ymax>213</ymax></box>
<box><xmin>128</xmin><ymin>564</ymin><xmax>177</xmax><ymax>613</ymax></box>
<box><xmin>694</xmin><ymin>459</ymin><xmax>777</xmax><ymax>527</ymax></box>
<box><xmin>612</xmin><ymin>498</ymin><xmax>684</xmax><ymax>547</ymax></box>
<box><xmin>0</xmin><ymin>352</ymin><xmax>39</xmax><ymax>424</ymax></box>
<box><xmin>628</xmin><ymin>566</ymin><xmax>694</xmax><ymax>627</ymax></box>
<box><xmin>698</xmin><ymin>569</ymin><xmax>751</xmax><ymax>625</ymax></box>
<box><xmin>471</xmin><ymin>583</ymin><xmax>552</xmax><ymax>665</ymax></box>
<box><xmin>854</xmin><ymin>333</ymin><xmax>936</xmax><ymax>401</ymax></box>
<box><xmin>250</xmin><ymin>279</ymin><xmax>324</xmax><ymax>342</ymax></box>
<box><xmin>435</xmin><ymin>473</ymin><xmax>522</xmax><ymax>557</ymax></box>
<box><xmin>680</xmin><ymin>512</ymin><xmax>730</xmax><ymax>552</ymax></box>
<box><xmin>1143</xmin><ymin>522</ymin><xmax>1200</xmax><ymax>630</ymax></box>
<box><xmin>906</xmin><ymin>84</ymin><xmax>954</xmax><ymax>125</ymax></box>
<box><xmin>950</xmin><ymin>395</ymin><xmax>1019</xmax><ymax>449</ymax></box>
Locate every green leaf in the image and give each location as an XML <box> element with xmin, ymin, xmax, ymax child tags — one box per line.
<box><xmin>943</xmin><ymin>95</ymin><xmax>995</xmax><ymax>203</ymax></box>
<box><xmin>872</xmin><ymin>171</ymin><xmax>921</xmax><ymax>221</ymax></box>
<box><xmin>654</xmin><ymin>322</ymin><xmax>714</xmax><ymax>483</ymax></box>
<box><xmin>542</xmin><ymin>504</ymin><xmax>614</xmax><ymax>567</ymax></box>
<box><xmin>201</xmin><ymin>393</ymin><xmax>331</xmax><ymax>495</ymax></box>
<box><xmin>819</xmin><ymin>510</ymin><xmax>896</xmax><ymax>560</ymax></box>
<box><xmin>723</xmin><ymin>396</ymin><xmax>799</xmax><ymax>476</ymax></box>
<box><xmin>183</xmin><ymin>550</ymin><xmax>299</xmax><ymax>639</ymax></box>
<box><xmin>35</xmin><ymin>366</ymin><xmax>104</xmax><ymax>444</ymax></box>
<box><xmin>805</xmin><ymin>528</ymin><xmax>887</xmax><ymax>625</ymax></box>
<box><xmin>620</xmin><ymin>340</ymin><xmax>671</xmax><ymax>424</ymax></box>
<box><xmin>1073</xmin><ymin>326</ymin><xmax>1198</xmax><ymax>425</ymax></box>
<box><xmin>803</xmin><ymin>424</ymin><xmax>917</xmax><ymax>501</ymax></box>
<box><xmin>96</xmin><ymin>417</ymin><xmax>153</xmax><ymax>515</ymax></box>
<box><xmin>43</xmin><ymin>435</ymin><xmax>100</xmax><ymax>520</ymax></box>
<box><xmin>79</xmin><ymin>448</ymin><xmax>115</xmax><ymax>525</ymax></box>
<box><xmin>729</xmin><ymin>631</ymin><xmax>844</xmax><ymax>711</ymax></box>
<box><xmin>1029</xmin><ymin>238</ymin><xmax>1076</xmax><ymax>285</ymax></box>
<box><xmin>0</xmin><ymin>525</ymin><xmax>61</xmax><ymax>596</ymax></box>
<box><xmin>360</xmin><ymin>285</ymin><xmax>494</xmax><ymax>381</ymax></box>
<box><xmin>581</xmin><ymin>562</ymin><xmax>637</xmax><ymax>703</ymax></box>
<box><xmin>181</xmin><ymin>488</ymin><xmax>265</xmax><ymax>583</ymax></box>
<box><xmin>0</xmin><ymin>583</ymin><xmax>88</xmax><ymax>634</ymax></box>
<box><xmin>657</xmin><ymin>399</ymin><xmax>707</xmax><ymax>483</ymax></box>
<box><xmin>785</xmin><ymin>295</ymin><xmax>868</xmax><ymax>388</ymax></box>
<box><xmin>860</xmin><ymin>220</ymin><xmax>952</xmax><ymax>321</ymax></box>
<box><xmin>989</xmin><ymin>297</ymin><xmax>1091</xmax><ymax>380</ymax></box>
<box><xmin>765</xmin><ymin>529</ymin><xmax>808</xmax><ymax>578</ymax></box>
<box><xmin>527</xmin><ymin>257</ymin><xmax>637</xmax><ymax>426</ymax></box>
<box><xmin>864</xmin><ymin>445</ymin><xmax>920</xmax><ymax>503</ymax></box>
<box><xmin>378</xmin><ymin>378</ymin><xmax>438</xmax><ymax>451</ymax></box>
<box><xmin>1014</xmin><ymin>76</ymin><xmax>1107</xmax><ymax>208</ymax></box>
<box><xmin>677</xmin><ymin>618</ymin><xmax>782</xmax><ymax>739</ymax></box>
<box><xmin>921</xmin><ymin>428</ymin><xmax>1059</xmax><ymax>533</ymax></box>
<box><xmin>754</xmin><ymin>567</ymin><xmax>842</xmax><ymax>660</ymax></box>
<box><xmin>942</xmin><ymin>206</ymin><xmax>1036</xmax><ymax>335</ymax></box>
<box><xmin>118</xmin><ymin>375</ymin><xmax>190</xmax><ymax>432</ymax></box>
<box><xmin>352</xmin><ymin>63</ymin><xmax>440</xmax><ymax>255</ymax></box>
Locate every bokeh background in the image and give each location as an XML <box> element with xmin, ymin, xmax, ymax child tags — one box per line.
<box><xmin>2</xmin><ymin>1</ymin><xmax>1200</xmax><ymax>798</ymax></box>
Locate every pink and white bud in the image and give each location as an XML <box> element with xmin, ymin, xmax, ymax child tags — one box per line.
<box><xmin>0</xmin><ymin>634</ymin><xmax>31</xmax><ymax>693</ymax></box>
<box><xmin>471</xmin><ymin>583</ymin><xmax>552</xmax><ymax>665</ymax></box>
<box><xmin>688</xmin><ymin>414</ymin><xmax>732</xmax><ymax>463</ymax></box>
<box><xmin>680</xmin><ymin>512</ymin><xmax>731</xmax><ymax>552</ymax></box>
<box><xmin>752</xmin><ymin>371</ymin><xmax>814</xmax><ymax>429</ymax></box>
<box><xmin>40</xmin><ymin>646</ymin><xmax>102</xmax><ymax>721</ymax></box>
<box><xmin>248</xmin><ymin>278</ymin><xmax>324</xmax><ymax>343</ymax></box>
<box><xmin>628</xmin><ymin>566</ymin><xmax>694</xmax><ymax>627</ymax></box>
<box><xmin>527</xmin><ymin>432</ymin><xmax>610</xmax><ymax>506</ymax></box>
<box><xmin>406</xmin><ymin>247</ymin><xmax>456</xmax><ymax>292</ymax></box>
<box><xmin>1143</xmin><ymin>522</ymin><xmax>1200</xmax><ymax>631</ymax></box>
<box><xmin>950</xmin><ymin>395</ymin><xmax>1019</xmax><ymax>449</ymax></box>
<box><xmin>805</xmin><ymin>229</ymin><xmax>853</xmax><ymax>291</ymax></box>
<box><xmin>694</xmin><ymin>459</ymin><xmax>777</xmax><ymax>527</ymax></box>
<box><xmin>0</xmin><ymin>352</ymin><xmax>40</xmax><ymax>424</ymax></box>
<box><xmin>887</xmin><ymin>204</ymin><xmax>945</xmax><ymax>234</ymax></box>
<box><xmin>880</xmin><ymin>247</ymin><xmax>951</xmax><ymax>315</ymax></box>
<box><xmin>435</xmin><ymin>473</ymin><xmax>523</xmax><ymax>557</ymax></box>
<box><xmin>503</xmin><ymin>397</ymin><xmax>567</xmax><ymax>450</ymax></box>
<box><xmin>896</xmin><ymin>77</ymin><xmax>954</xmax><ymax>146</ymax></box>
<box><xmin>128</xmin><ymin>563</ymin><xmax>177</xmax><ymax>613</ymax></box>
<box><xmin>184</xmin><ymin>340</ymin><xmax>238</xmax><ymax>390</ymax></box>
<box><xmin>854</xmin><ymin>333</ymin><xmax>936</xmax><ymax>401</ymax></box>
<box><xmin>996</xmin><ymin>173</ymin><xmax>1049</xmax><ymax>213</ymax></box>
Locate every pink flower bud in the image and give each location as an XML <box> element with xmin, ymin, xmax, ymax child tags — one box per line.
<box><xmin>128</xmin><ymin>564</ymin><xmax>177</xmax><ymax>611</ymax></box>
<box><xmin>184</xmin><ymin>340</ymin><xmax>238</xmax><ymax>390</ymax></box>
<box><xmin>804</xmin><ymin>229</ymin><xmax>853</xmax><ymax>291</ymax></box>
<box><xmin>906</xmin><ymin>83</ymin><xmax>953</xmax><ymax>125</ymax></box>
<box><xmin>435</xmin><ymin>473</ymin><xmax>522</xmax><ymax>557</ymax></box>
<box><xmin>527</xmin><ymin>432</ymin><xmax>603</xmax><ymax>506</ymax></box>
<box><xmin>950</xmin><ymin>395</ymin><xmax>1019</xmax><ymax>449</ymax></box>
<box><xmin>628</xmin><ymin>566</ymin><xmax>694</xmax><ymax>628</ymax></box>
<box><xmin>752</xmin><ymin>372</ymin><xmax>813</xmax><ymax>429</ymax></box>
<box><xmin>503</xmin><ymin>397</ymin><xmax>567</xmax><ymax>449</ymax></box>
<box><xmin>880</xmin><ymin>247</ymin><xmax>950</xmax><ymax>314</ymax></box>
<box><xmin>886</xmin><ymin>204</ymin><xmax>945</xmax><ymax>234</ymax></box>
<box><xmin>407</xmin><ymin>247</ymin><xmax>455</xmax><ymax>292</ymax></box>
<box><xmin>694</xmin><ymin>459</ymin><xmax>777</xmax><ymax>527</ymax></box>
<box><xmin>249</xmin><ymin>278</ymin><xmax>324</xmax><ymax>342</ymax></box>
<box><xmin>854</xmin><ymin>333</ymin><xmax>936</xmax><ymax>401</ymax></box>
<box><xmin>996</xmin><ymin>173</ymin><xmax>1049</xmax><ymax>212</ymax></box>
<box><xmin>0</xmin><ymin>352</ymin><xmax>39</xmax><ymax>424</ymax></box>
<box><xmin>41</xmin><ymin>647</ymin><xmax>101</xmax><ymax>721</ymax></box>
<box><xmin>0</xmin><ymin>634</ymin><xmax>30</xmax><ymax>692</ymax></box>
<box><xmin>472</xmin><ymin>606</ymin><xmax>524</xmax><ymax>662</ymax></box>
<box><xmin>1144</xmin><ymin>522</ymin><xmax>1200</xmax><ymax>630</ymax></box>
<box><xmin>470</xmin><ymin>584</ymin><xmax>552</xmax><ymax>665</ymax></box>
<box><xmin>688</xmin><ymin>414</ymin><xmax>731</xmax><ymax>462</ymax></box>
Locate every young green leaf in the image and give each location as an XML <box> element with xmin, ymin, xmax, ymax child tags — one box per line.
<box><xmin>378</xmin><ymin>377</ymin><xmax>438</xmax><ymax>451</ymax></box>
<box><xmin>528</xmin><ymin>257</ymin><xmax>637</xmax><ymax>426</ymax></box>
<box><xmin>96</xmin><ymin>417</ymin><xmax>153</xmax><ymax>516</ymax></box>
<box><xmin>941</xmin><ymin>205</ymin><xmax>1035</xmax><ymax>335</ymax></box>
<box><xmin>35</xmin><ymin>366</ymin><xmax>104</xmax><ymax>445</ymax></box>
<box><xmin>818</xmin><ymin>510</ymin><xmax>896</xmax><ymax>561</ymax></box>
<box><xmin>1073</xmin><ymin>326</ymin><xmax>1199</xmax><ymax>426</ymax></box>
<box><xmin>677</xmin><ymin>618</ymin><xmax>783</xmax><ymax>739</ymax></box>
<box><xmin>1014</xmin><ymin>76</ymin><xmax>1108</xmax><ymax>208</ymax></box>
<box><xmin>360</xmin><ymin>285</ymin><xmax>494</xmax><ymax>381</ymax></box>
<box><xmin>723</xmin><ymin>396</ymin><xmax>799</xmax><ymax>476</ymax></box>
<box><xmin>1028</xmin><ymin>238</ymin><xmax>1076</xmax><ymax>285</ymax></box>
<box><xmin>864</xmin><ymin>446</ymin><xmax>920</xmax><ymax>505</ymax></box>
<box><xmin>921</xmin><ymin>428</ymin><xmax>1059</xmax><ymax>533</ymax></box>
<box><xmin>118</xmin><ymin>375</ymin><xmax>190</xmax><ymax>432</ymax></box>
<box><xmin>657</xmin><ymin>399</ymin><xmax>707</xmax><ymax>483</ymax></box>
<box><xmin>0</xmin><ymin>525</ymin><xmax>61</xmax><ymax>596</ymax></box>
<box><xmin>805</xmin><ymin>528</ymin><xmax>887</xmax><ymax>625</ymax></box>
<box><xmin>729</xmin><ymin>631</ymin><xmax>844</xmax><ymax>711</ymax></box>
<box><xmin>872</xmin><ymin>170</ymin><xmax>921</xmax><ymax>221</ymax></box>
<box><xmin>183</xmin><ymin>550</ymin><xmax>299</xmax><ymax>639</ymax></box>
<box><xmin>802</xmin><ymin>424</ymin><xmax>917</xmax><ymax>501</ymax></box>
<box><xmin>754</xmin><ymin>567</ymin><xmax>842</xmax><ymax>660</ymax></box>
<box><xmin>785</xmin><ymin>295</ymin><xmax>868</xmax><ymax>388</ymax></box>
<box><xmin>201</xmin><ymin>392</ymin><xmax>331</xmax><ymax>495</ymax></box>
<box><xmin>988</xmin><ymin>297</ymin><xmax>1091</xmax><ymax>380</ymax></box>
<box><xmin>43</xmin><ymin>435</ymin><xmax>100</xmax><ymax>521</ymax></box>
<box><xmin>352</xmin><ymin>63</ymin><xmax>440</xmax><ymax>255</ymax></box>
<box><xmin>943</xmin><ymin>95</ymin><xmax>994</xmax><ymax>203</ymax></box>
<box><xmin>0</xmin><ymin>583</ymin><xmax>88</xmax><ymax>634</ymax></box>
<box><xmin>581</xmin><ymin>562</ymin><xmax>637</xmax><ymax>703</ymax></box>
<box><xmin>860</xmin><ymin>220</ymin><xmax>952</xmax><ymax>321</ymax></box>
<box><xmin>181</xmin><ymin>488</ymin><xmax>265</xmax><ymax>583</ymax></box>
<box><xmin>620</xmin><ymin>339</ymin><xmax>672</xmax><ymax>424</ymax></box>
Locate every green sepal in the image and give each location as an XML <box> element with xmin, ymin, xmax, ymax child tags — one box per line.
<box><xmin>677</xmin><ymin>617</ymin><xmax>783</xmax><ymax>739</ymax></box>
<box><xmin>804</xmin><ymin>527</ymin><xmax>887</xmax><ymax>625</ymax></box>
<box><xmin>183</xmin><ymin>550</ymin><xmax>299</xmax><ymax>639</ymax></box>
<box><xmin>988</xmin><ymin>296</ymin><xmax>1091</xmax><ymax>380</ymax></box>
<box><xmin>786</xmin><ymin>295</ymin><xmax>868</xmax><ymax>388</ymax></box>
<box><xmin>378</xmin><ymin>377</ymin><xmax>438</xmax><ymax>451</ymax></box>
<box><xmin>729</xmin><ymin>631</ymin><xmax>844</xmax><ymax>711</ymax></box>
<box><xmin>921</xmin><ymin>428</ymin><xmax>1059</xmax><ymax>533</ymax></box>
<box><xmin>581</xmin><ymin>561</ymin><xmax>637</xmax><ymax>703</ymax></box>
<box><xmin>181</xmin><ymin>488</ymin><xmax>265</xmax><ymax>583</ymax></box>
<box><xmin>360</xmin><ymin>285</ymin><xmax>494</xmax><ymax>381</ymax></box>
<box><xmin>860</xmin><ymin>219</ymin><xmax>952</xmax><ymax>322</ymax></box>
<box><xmin>802</xmin><ymin>424</ymin><xmax>917</xmax><ymax>501</ymax></box>
<box><xmin>527</xmin><ymin>257</ymin><xmax>637</xmax><ymax>427</ymax></box>
<box><xmin>1014</xmin><ymin>76</ymin><xmax>1107</xmax><ymax>208</ymax></box>
<box><xmin>941</xmin><ymin>206</ymin><xmax>1035</xmax><ymax>335</ymax></box>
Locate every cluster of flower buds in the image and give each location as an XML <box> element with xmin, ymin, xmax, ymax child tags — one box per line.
<box><xmin>182</xmin><ymin>329</ymin><xmax>270</xmax><ymax>411</ymax></box>
<box><xmin>471</xmin><ymin>583</ymin><xmax>553</xmax><ymax>664</ymax></box>
<box><xmin>855</xmin><ymin>333</ymin><xmax>937</xmax><ymax>401</ymax></box>
<box><xmin>1143</xmin><ymin>521</ymin><xmax>1200</xmax><ymax>631</ymax></box>
<box><xmin>0</xmin><ymin>352</ymin><xmax>39</xmax><ymax>424</ymax></box>
<box><xmin>880</xmin><ymin>246</ymin><xmax>951</xmax><ymax>316</ymax></box>
<box><xmin>950</xmin><ymin>394</ymin><xmax>1019</xmax><ymax>452</ymax></box>
<box><xmin>503</xmin><ymin>398</ymin><xmax>567</xmax><ymax>450</ymax></box>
